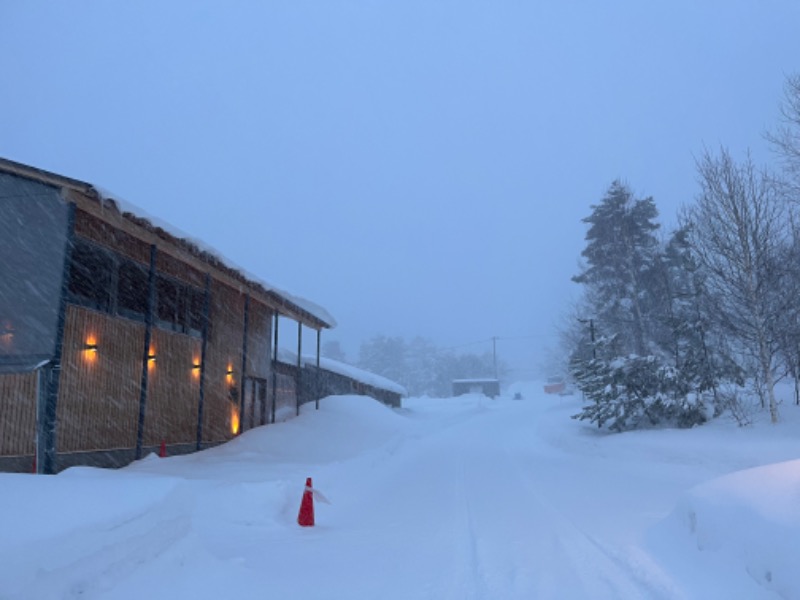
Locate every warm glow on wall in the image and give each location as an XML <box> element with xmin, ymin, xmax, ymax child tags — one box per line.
<box><xmin>192</xmin><ymin>359</ymin><xmax>202</xmax><ymax>378</ymax></box>
<box><xmin>226</xmin><ymin>364</ymin><xmax>234</xmax><ymax>384</ymax></box>
<box><xmin>83</xmin><ymin>335</ymin><xmax>98</xmax><ymax>363</ymax></box>
<box><xmin>230</xmin><ymin>404</ymin><xmax>240</xmax><ymax>435</ymax></box>
<box><xmin>147</xmin><ymin>347</ymin><xmax>156</xmax><ymax>369</ymax></box>
<box><xmin>0</xmin><ymin>321</ymin><xmax>13</xmax><ymax>350</ymax></box>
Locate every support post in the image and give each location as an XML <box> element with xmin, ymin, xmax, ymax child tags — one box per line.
<box><xmin>271</xmin><ymin>313</ymin><xmax>279</xmax><ymax>424</ymax></box>
<box><xmin>296</xmin><ymin>320</ymin><xmax>302</xmax><ymax>416</ymax></box>
<box><xmin>41</xmin><ymin>202</ymin><xmax>75</xmax><ymax>474</ymax></box>
<box><xmin>196</xmin><ymin>273</ymin><xmax>210</xmax><ymax>450</ymax></box>
<box><xmin>35</xmin><ymin>364</ymin><xmax>49</xmax><ymax>474</ymax></box>
<box><xmin>315</xmin><ymin>329</ymin><xmax>321</xmax><ymax>410</ymax></box>
<box><xmin>239</xmin><ymin>294</ymin><xmax>250</xmax><ymax>432</ymax></box>
<box><xmin>135</xmin><ymin>244</ymin><xmax>157</xmax><ymax>460</ymax></box>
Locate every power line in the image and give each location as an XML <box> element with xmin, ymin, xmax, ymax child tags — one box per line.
<box><xmin>441</xmin><ymin>334</ymin><xmax>550</xmax><ymax>351</ymax></box>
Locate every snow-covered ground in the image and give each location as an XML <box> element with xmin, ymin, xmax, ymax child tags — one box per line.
<box><xmin>2</xmin><ymin>382</ymin><xmax>800</xmax><ymax>599</ymax></box>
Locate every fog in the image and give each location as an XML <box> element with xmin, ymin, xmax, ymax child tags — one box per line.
<box><xmin>2</xmin><ymin>2</ymin><xmax>799</xmax><ymax>378</ymax></box>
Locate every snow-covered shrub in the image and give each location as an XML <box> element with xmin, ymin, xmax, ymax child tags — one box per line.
<box><xmin>571</xmin><ymin>353</ymin><xmax>708</xmax><ymax>432</ymax></box>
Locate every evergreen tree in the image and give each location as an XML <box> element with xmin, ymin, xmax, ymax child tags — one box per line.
<box><xmin>571</xmin><ymin>349</ymin><xmax>707</xmax><ymax>432</ymax></box>
<box><xmin>357</xmin><ymin>335</ymin><xmax>408</xmax><ymax>388</ymax></box>
<box><xmin>571</xmin><ymin>182</ymin><xmax>719</xmax><ymax>430</ymax></box>
<box><xmin>658</xmin><ymin>225</ymin><xmax>742</xmax><ymax>411</ymax></box>
<box><xmin>321</xmin><ymin>340</ymin><xmax>347</xmax><ymax>362</ymax></box>
<box><xmin>573</xmin><ymin>181</ymin><xmax>661</xmax><ymax>357</ymax></box>
<box><xmin>406</xmin><ymin>337</ymin><xmax>442</xmax><ymax>396</ymax></box>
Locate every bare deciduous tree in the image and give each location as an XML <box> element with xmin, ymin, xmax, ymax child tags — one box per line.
<box><xmin>767</xmin><ymin>73</ymin><xmax>800</xmax><ymax>194</ymax></box>
<box><xmin>687</xmin><ymin>148</ymin><xmax>788</xmax><ymax>423</ymax></box>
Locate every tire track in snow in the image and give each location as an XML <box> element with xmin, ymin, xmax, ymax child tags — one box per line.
<box><xmin>4</xmin><ymin>486</ymin><xmax>196</xmax><ymax>599</ymax></box>
<box><xmin>424</xmin><ymin>405</ymin><xmax>679</xmax><ymax>599</ymax></box>
<box><xmin>441</xmin><ymin>453</ymin><xmax>490</xmax><ymax>600</ymax></box>
<box><xmin>503</xmin><ymin>437</ymin><xmax>681</xmax><ymax>599</ymax></box>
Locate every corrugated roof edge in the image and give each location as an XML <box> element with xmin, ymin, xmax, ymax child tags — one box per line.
<box><xmin>0</xmin><ymin>157</ymin><xmax>336</xmax><ymax>329</ymax></box>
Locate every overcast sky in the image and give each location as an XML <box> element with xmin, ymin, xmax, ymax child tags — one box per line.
<box><xmin>2</xmin><ymin>2</ymin><xmax>800</xmax><ymax>378</ymax></box>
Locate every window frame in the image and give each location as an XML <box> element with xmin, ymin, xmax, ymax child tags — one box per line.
<box><xmin>67</xmin><ymin>237</ymin><xmax>204</xmax><ymax>339</ymax></box>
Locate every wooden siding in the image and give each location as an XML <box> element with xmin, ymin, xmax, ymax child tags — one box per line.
<box><xmin>246</xmin><ymin>299</ymin><xmax>272</xmax><ymax>379</ymax></box>
<box><xmin>143</xmin><ymin>328</ymin><xmax>201</xmax><ymax>446</ymax></box>
<box><xmin>202</xmin><ymin>280</ymin><xmax>246</xmax><ymax>442</ymax></box>
<box><xmin>273</xmin><ymin>363</ymin><xmax>298</xmax><ymax>422</ymax></box>
<box><xmin>156</xmin><ymin>248</ymin><xmax>205</xmax><ymax>289</ymax></box>
<box><xmin>242</xmin><ymin>377</ymin><xmax>270</xmax><ymax>430</ymax></box>
<box><xmin>0</xmin><ymin>372</ymin><xmax>37</xmax><ymax>455</ymax></box>
<box><xmin>75</xmin><ymin>208</ymin><xmax>151</xmax><ymax>265</ymax></box>
<box><xmin>66</xmin><ymin>189</ymin><xmax>331</xmax><ymax>330</ymax></box>
<box><xmin>56</xmin><ymin>285</ymin><xmax>274</xmax><ymax>450</ymax></box>
<box><xmin>58</xmin><ymin>305</ymin><xmax>144</xmax><ymax>452</ymax></box>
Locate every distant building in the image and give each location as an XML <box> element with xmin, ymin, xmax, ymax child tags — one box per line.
<box><xmin>543</xmin><ymin>378</ymin><xmax>566</xmax><ymax>394</ymax></box>
<box><xmin>0</xmin><ymin>158</ymin><xmax>341</xmax><ymax>473</ymax></box>
<box><xmin>452</xmin><ymin>378</ymin><xmax>500</xmax><ymax>398</ymax></box>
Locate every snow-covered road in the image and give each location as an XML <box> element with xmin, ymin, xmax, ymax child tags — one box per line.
<box><xmin>3</xmin><ymin>382</ymin><xmax>800</xmax><ymax>599</ymax></box>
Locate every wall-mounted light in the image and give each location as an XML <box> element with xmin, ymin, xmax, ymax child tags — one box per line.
<box><xmin>84</xmin><ymin>334</ymin><xmax>98</xmax><ymax>351</ymax></box>
<box><xmin>226</xmin><ymin>365</ymin><xmax>234</xmax><ymax>382</ymax></box>
<box><xmin>83</xmin><ymin>336</ymin><xmax>98</xmax><ymax>363</ymax></box>
<box><xmin>0</xmin><ymin>323</ymin><xmax>14</xmax><ymax>350</ymax></box>
<box><xmin>192</xmin><ymin>361</ymin><xmax>202</xmax><ymax>378</ymax></box>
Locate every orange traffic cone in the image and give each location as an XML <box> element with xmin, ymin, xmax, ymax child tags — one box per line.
<box><xmin>297</xmin><ymin>477</ymin><xmax>315</xmax><ymax>527</ymax></box>
<box><xmin>159</xmin><ymin>440</ymin><xmax>167</xmax><ymax>458</ymax></box>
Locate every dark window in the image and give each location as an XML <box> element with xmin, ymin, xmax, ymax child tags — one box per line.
<box><xmin>65</xmin><ymin>236</ymin><xmax>203</xmax><ymax>337</ymax></box>
<box><xmin>187</xmin><ymin>287</ymin><xmax>205</xmax><ymax>336</ymax></box>
<box><xmin>155</xmin><ymin>274</ymin><xmax>203</xmax><ymax>337</ymax></box>
<box><xmin>117</xmin><ymin>260</ymin><xmax>149</xmax><ymax>320</ymax></box>
<box><xmin>156</xmin><ymin>275</ymin><xmax>179</xmax><ymax>330</ymax></box>
<box><xmin>68</xmin><ymin>240</ymin><xmax>113</xmax><ymax>312</ymax></box>
<box><xmin>0</xmin><ymin>173</ymin><xmax>70</xmax><ymax>364</ymax></box>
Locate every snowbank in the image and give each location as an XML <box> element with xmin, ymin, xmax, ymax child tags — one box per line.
<box><xmin>655</xmin><ymin>459</ymin><xmax>800</xmax><ymax>597</ymax></box>
<box><xmin>6</xmin><ymin>385</ymin><xmax>800</xmax><ymax>598</ymax></box>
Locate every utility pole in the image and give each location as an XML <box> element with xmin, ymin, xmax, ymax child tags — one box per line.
<box><xmin>578</xmin><ymin>319</ymin><xmax>596</xmax><ymax>359</ymax></box>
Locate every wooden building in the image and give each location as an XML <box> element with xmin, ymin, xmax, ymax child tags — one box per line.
<box><xmin>0</xmin><ymin>158</ymin><xmax>335</xmax><ymax>473</ymax></box>
<box><xmin>452</xmin><ymin>378</ymin><xmax>501</xmax><ymax>398</ymax></box>
<box><xmin>291</xmin><ymin>354</ymin><xmax>405</xmax><ymax>409</ymax></box>
<box><xmin>311</xmin><ymin>363</ymin><xmax>404</xmax><ymax>408</ymax></box>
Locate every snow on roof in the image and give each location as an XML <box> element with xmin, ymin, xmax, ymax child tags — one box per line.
<box><xmin>0</xmin><ymin>157</ymin><xmax>336</xmax><ymax>328</ymax></box>
<box><xmin>313</xmin><ymin>355</ymin><xmax>407</xmax><ymax>396</ymax></box>
<box><xmin>92</xmin><ymin>186</ymin><xmax>336</xmax><ymax>329</ymax></box>
<box><xmin>276</xmin><ymin>349</ymin><xmax>406</xmax><ymax>396</ymax></box>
